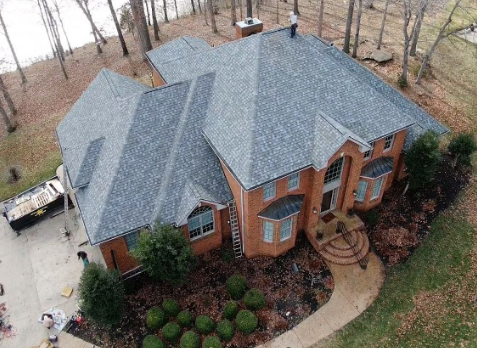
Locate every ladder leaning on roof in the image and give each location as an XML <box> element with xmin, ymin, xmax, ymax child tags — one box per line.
<box><xmin>228</xmin><ymin>200</ymin><xmax>243</xmax><ymax>258</ymax></box>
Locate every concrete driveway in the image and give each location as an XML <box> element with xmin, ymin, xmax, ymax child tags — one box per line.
<box><xmin>0</xmin><ymin>207</ymin><xmax>104</xmax><ymax>348</ymax></box>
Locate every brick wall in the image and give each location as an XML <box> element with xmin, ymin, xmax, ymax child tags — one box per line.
<box><xmin>100</xmin><ymin>237</ymin><xmax>139</xmax><ymax>274</ymax></box>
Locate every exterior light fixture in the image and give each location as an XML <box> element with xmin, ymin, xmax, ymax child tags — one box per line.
<box><xmin>312</xmin><ymin>207</ymin><xmax>318</xmax><ymax>214</ymax></box>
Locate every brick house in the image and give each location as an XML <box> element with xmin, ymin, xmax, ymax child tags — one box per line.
<box><xmin>57</xmin><ymin>29</ymin><xmax>447</xmax><ymax>274</ymax></box>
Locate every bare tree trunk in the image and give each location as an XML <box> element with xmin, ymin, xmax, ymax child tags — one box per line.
<box><xmin>256</xmin><ymin>0</ymin><xmax>260</xmax><ymax>19</ymax></box>
<box><xmin>0</xmin><ymin>100</ymin><xmax>16</xmax><ymax>133</ymax></box>
<box><xmin>399</xmin><ymin>0</ymin><xmax>412</xmax><ymax>87</ymax></box>
<box><xmin>107</xmin><ymin>0</ymin><xmax>129</xmax><ymax>55</ymax></box>
<box><xmin>131</xmin><ymin>0</ymin><xmax>153</xmax><ymax>58</ymax></box>
<box><xmin>276</xmin><ymin>0</ymin><xmax>279</xmax><ymax>24</ymax></box>
<box><xmin>240</xmin><ymin>0</ymin><xmax>243</xmax><ymax>21</ymax></box>
<box><xmin>231</xmin><ymin>0</ymin><xmax>237</xmax><ymax>25</ymax></box>
<box><xmin>74</xmin><ymin>0</ymin><xmax>108</xmax><ymax>45</ymax></box>
<box><xmin>410</xmin><ymin>7</ymin><xmax>426</xmax><ymax>56</ymax></box>
<box><xmin>53</xmin><ymin>1</ymin><xmax>73</xmax><ymax>55</ymax></box>
<box><xmin>42</xmin><ymin>0</ymin><xmax>68</xmax><ymax>79</ymax></box>
<box><xmin>317</xmin><ymin>0</ymin><xmax>324</xmax><ymax>37</ymax></box>
<box><xmin>150</xmin><ymin>0</ymin><xmax>160</xmax><ymax>40</ymax></box>
<box><xmin>204</xmin><ymin>0</ymin><xmax>209</xmax><ymax>25</ymax></box>
<box><xmin>37</xmin><ymin>0</ymin><xmax>56</xmax><ymax>58</ymax></box>
<box><xmin>377</xmin><ymin>0</ymin><xmax>389</xmax><ymax>49</ymax></box>
<box><xmin>207</xmin><ymin>0</ymin><xmax>217</xmax><ymax>32</ymax></box>
<box><xmin>343</xmin><ymin>0</ymin><xmax>355</xmax><ymax>54</ymax></box>
<box><xmin>0</xmin><ymin>11</ymin><xmax>27</xmax><ymax>84</ymax></box>
<box><xmin>246</xmin><ymin>0</ymin><xmax>252</xmax><ymax>17</ymax></box>
<box><xmin>163</xmin><ymin>0</ymin><xmax>170</xmax><ymax>22</ymax></box>
<box><xmin>198</xmin><ymin>0</ymin><xmax>202</xmax><ymax>14</ymax></box>
<box><xmin>174</xmin><ymin>0</ymin><xmax>179</xmax><ymax>19</ymax></box>
<box><xmin>144</xmin><ymin>0</ymin><xmax>152</xmax><ymax>25</ymax></box>
<box><xmin>352</xmin><ymin>0</ymin><xmax>363</xmax><ymax>58</ymax></box>
<box><xmin>0</xmin><ymin>75</ymin><xmax>16</xmax><ymax>115</ymax></box>
<box><xmin>293</xmin><ymin>0</ymin><xmax>299</xmax><ymax>16</ymax></box>
<box><xmin>191</xmin><ymin>0</ymin><xmax>196</xmax><ymax>15</ymax></box>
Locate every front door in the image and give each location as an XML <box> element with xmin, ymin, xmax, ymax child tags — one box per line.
<box><xmin>321</xmin><ymin>188</ymin><xmax>338</xmax><ymax>214</ymax></box>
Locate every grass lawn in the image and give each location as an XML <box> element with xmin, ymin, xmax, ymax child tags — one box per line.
<box><xmin>323</xmin><ymin>203</ymin><xmax>477</xmax><ymax>348</ymax></box>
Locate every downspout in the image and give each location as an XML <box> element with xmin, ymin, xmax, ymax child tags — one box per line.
<box><xmin>241</xmin><ymin>186</ymin><xmax>245</xmax><ymax>254</ymax></box>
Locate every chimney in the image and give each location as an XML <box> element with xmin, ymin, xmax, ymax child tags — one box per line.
<box><xmin>235</xmin><ymin>18</ymin><xmax>263</xmax><ymax>39</ymax></box>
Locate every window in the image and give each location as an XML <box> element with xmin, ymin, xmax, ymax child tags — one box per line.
<box><xmin>188</xmin><ymin>206</ymin><xmax>214</xmax><ymax>240</ymax></box>
<box><xmin>364</xmin><ymin>142</ymin><xmax>374</xmax><ymax>160</ymax></box>
<box><xmin>324</xmin><ymin>157</ymin><xmax>344</xmax><ymax>184</ymax></box>
<box><xmin>280</xmin><ymin>218</ymin><xmax>292</xmax><ymax>241</ymax></box>
<box><xmin>371</xmin><ymin>177</ymin><xmax>385</xmax><ymax>200</ymax></box>
<box><xmin>355</xmin><ymin>180</ymin><xmax>368</xmax><ymax>202</ymax></box>
<box><xmin>288</xmin><ymin>172</ymin><xmax>300</xmax><ymax>191</ymax></box>
<box><xmin>263</xmin><ymin>221</ymin><xmax>274</xmax><ymax>242</ymax></box>
<box><xmin>125</xmin><ymin>231</ymin><xmax>139</xmax><ymax>251</ymax></box>
<box><xmin>384</xmin><ymin>134</ymin><xmax>394</xmax><ymax>151</ymax></box>
<box><xmin>263</xmin><ymin>182</ymin><xmax>276</xmax><ymax>201</ymax></box>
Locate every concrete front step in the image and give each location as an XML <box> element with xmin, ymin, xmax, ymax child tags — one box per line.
<box><xmin>328</xmin><ymin>229</ymin><xmax>361</xmax><ymax>251</ymax></box>
<box><xmin>319</xmin><ymin>230</ymin><xmax>370</xmax><ymax>265</ymax></box>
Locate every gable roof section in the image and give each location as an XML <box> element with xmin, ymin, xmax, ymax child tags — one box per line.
<box><xmin>57</xmin><ymin>70</ymin><xmax>232</xmax><ymax>245</ymax></box>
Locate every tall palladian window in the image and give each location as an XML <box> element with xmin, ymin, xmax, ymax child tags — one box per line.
<box><xmin>188</xmin><ymin>206</ymin><xmax>214</xmax><ymax>240</ymax></box>
<box><xmin>324</xmin><ymin>157</ymin><xmax>344</xmax><ymax>184</ymax></box>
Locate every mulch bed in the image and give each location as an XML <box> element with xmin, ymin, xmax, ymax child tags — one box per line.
<box><xmin>359</xmin><ymin>154</ymin><xmax>471</xmax><ymax>266</ymax></box>
<box><xmin>69</xmin><ymin>235</ymin><xmax>333</xmax><ymax>348</ymax></box>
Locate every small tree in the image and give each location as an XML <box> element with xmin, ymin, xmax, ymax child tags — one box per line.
<box><xmin>78</xmin><ymin>262</ymin><xmax>124</xmax><ymax>326</ymax></box>
<box><xmin>131</xmin><ymin>223</ymin><xmax>196</xmax><ymax>285</ymax></box>
<box><xmin>405</xmin><ymin>131</ymin><xmax>441</xmax><ymax>190</ymax></box>
<box><xmin>448</xmin><ymin>133</ymin><xmax>477</xmax><ymax>167</ymax></box>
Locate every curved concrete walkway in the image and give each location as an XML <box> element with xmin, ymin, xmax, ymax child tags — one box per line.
<box><xmin>256</xmin><ymin>252</ymin><xmax>386</xmax><ymax>348</ymax></box>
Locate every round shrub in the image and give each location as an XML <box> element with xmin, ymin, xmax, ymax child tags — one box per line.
<box><xmin>449</xmin><ymin>132</ymin><xmax>477</xmax><ymax>166</ymax></box>
<box><xmin>236</xmin><ymin>310</ymin><xmax>258</xmax><ymax>334</ymax></box>
<box><xmin>143</xmin><ymin>335</ymin><xmax>165</xmax><ymax>348</ymax></box>
<box><xmin>223</xmin><ymin>300</ymin><xmax>239</xmax><ymax>320</ymax></box>
<box><xmin>161</xmin><ymin>322</ymin><xmax>181</xmax><ymax>342</ymax></box>
<box><xmin>226</xmin><ymin>275</ymin><xmax>248</xmax><ymax>300</ymax></box>
<box><xmin>147</xmin><ymin>307</ymin><xmax>167</xmax><ymax>330</ymax></box>
<box><xmin>162</xmin><ymin>299</ymin><xmax>181</xmax><ymax>317</ymax></box>
<box><xmin>195</xmin><ymin>315</ymin><xmax>215</xmax><ymax>334</ymax></box>
<box><xmin>244</xmin><ymin>288</ymin><xmax>266</xmax><ymax>311</ymax></box>
<box><xmin>180</xmin><ymin>331</ymin><xmax>200</xmax><ymax>348</ymax></box>
<box><xmin>216</xmin><ymin>320</ymin><xmax>234</xmax><ymax>341</ymax></box>
<box><xmin>177</xmin><ymin>310</ymin><xmax>193</xmax><ymax>327</ymax></box>
<box><xmin>202</xmin><ymin>336</ymin><xmax>222</xmax><ymax>348</ymax></box>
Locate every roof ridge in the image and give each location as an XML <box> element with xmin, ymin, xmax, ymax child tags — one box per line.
<box><xmin>318</xmin><ymin>111</ymin><xmax>370</xmax><ymax>147</ymax></box>
<box><xmin>101</xmin><ymin>69</ymin><xmax>121</xmax><ymax>98</ymax></box>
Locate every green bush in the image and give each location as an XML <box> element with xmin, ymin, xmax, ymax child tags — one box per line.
<box><xmin>77</xmin><ymin>262</ymin><xmax>124</xmax><ymax>326</ymax></box>
<box><xmin>405</xmin><ymin>131</ymin><xmax>441</xmax><ymax>190</ymax></box>
<box><xmin>180</xmin><ymin>331</ymin><xmax>200</xmax><ymax>348</ymax></box>
<box><xmin>162</xmin><ymin>299</ymin><xmax>180</xmax><ymax>317</ymax></box>
<box><xmin>244</xmin><ymin>288</ymin><xmax>266</xmax><ymax>311</ymax></box>
<box><xmin>195</xmin><ymin>315</ymin><xmax>215</xmax><ymax>334</ymax></box>
<box><xmin>143</xmin><ymin>335</ymin><xmax>165</xmax><ymax>348</ymax></box>
<box><xmin>130</xmin><ymin>223</ymin><xmax>197</xmax><ymax>285</ymax></box>
<box><xmin>226</xmin><ymin>275</ymin><xmax>248</xmax><ymax>300</ymax></box>
<box><xmin>147</xmin><ymin>307</ymin><xmax>167</xmax><ymax>331</ymax></box>
<box><xmin>449</xmin><ymin>132</ymin><xmax>477</xmax><ymax>166</ymax></box>
<box><xmin>177</xmin><ymin>311</ymin><xmax>193</xmax><ymax>327</ymax></box>
<box><xmin>161</xmin><ymin>322</ymin><xmax>181</xmax><ymax>342</ymax></box>
<box><xmin>365</xmin><ymin>210</ymin><xmax>380</xmax><ymax>228</ymax></box>
<box><xmin>202</xmin><ymin>336</ymin><xmax>222</xmax><ymax>348</ymax></box>
<box><xmin>398</xmin><ymin>75</ymin><xmax>408</xmax><ymax>88</ymax></box>
<box><xmin>223</xmin><ymin>301</ymin><xmax>239</xmax><ymax>320</ymax></box>
<box><xmin>216</xmin><ymin>320</ymin><xmax>234</xmax><ymax>341</ymax></box>
<box><xmin>236</xmin><ymin>310</ymin><xmax>258</xmax><ymax>334</ymax></box>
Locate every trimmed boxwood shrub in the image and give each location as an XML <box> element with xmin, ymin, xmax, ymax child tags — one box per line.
<box><xmin>143</xmin><ymin>335</ymin><xmax>165</xmax><ymax>348</ymax></box>
<box><xmin>162</xmin><ymin>322</ymin><xmax>181</xmax><ymax>342</ymax></box>
<box><xmin>236</xmin><ymin>310</ymin><xmax>258</xmax><ymax>334</ymax></box>
<box><xmin>216</xmin><ymin>320</ymin><xmax>234</xmax><ymax>341</ymax></box>
<box><xmin>202</xmin><ymin>336</ymin><xmax>222</xmax><ymax>348</ymax></box>
<box><xmin>162</xmin><ymin>299</ymin><xmax>181</xmax><ymax>317</ymax></box>
<box><xmin>147</xmin><ymin>307</ymin><xmax>167</xmax><ymax>330</ymax></box>
<box><xmin>226</xmin><ymin>275</ymin><xmax>248</xmax><ymax>300</ymax></box>
<box><xmin>177</xmin><ymin>311</ymin><xmax>193</xmax><ymax>327</ymax></box>
<box><xmin>195</xmin><ymin>315</ymin><xmax>215</xmax><ymax>334</ymax></box>
<box><xmin>244</xmin><ymin>288</ymin><xmax>266</xmax><ymax>311</ymax></box>
<box><xmin>223</xmin><ymin>301</ymin><xmax>239</xmax><ymax>320</ymax></box>
<box><xmin>180</xmin><ymin>331</ymin><xmax>200</xmax><ymax>348</ymax></box>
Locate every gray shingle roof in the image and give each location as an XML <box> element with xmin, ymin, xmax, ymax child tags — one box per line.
<box><xmin>57</xmin><ymin>69</ymin><xmax>231</xmax><ymax>245</ymax></box>
<box><xmin>258</xmin><ymin>194</ymin><xmax>305</xmax><ymax>220</ymax></box>
<box><xmin>360</xmin><ymin>157</ymin><xmax>394</xmax><ymax>179</ymax></box>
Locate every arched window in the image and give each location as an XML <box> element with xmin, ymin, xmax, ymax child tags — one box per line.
<box><xmin>324</xmin><ymin>157</ymin><xmax>344</xmax><ymax>184</ymax></box>
<box><xmin>187</xmin><ymin>206</ymin><xmax>215</xmax><ymax>240</ymax></box>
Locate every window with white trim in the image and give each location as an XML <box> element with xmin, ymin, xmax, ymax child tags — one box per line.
<box><xmin>288</xmin><ymin>172</ymin><xmax>300</xmax><ymax>191</ymax></box>
<box><xmin>125</xmin><ymin>231</ymin><xmax>139</xmax><ymax>251</ymax></box>
<box><xmin>364</xmin><ymin>142</ymin><xmax>374</xmax><ymax>160</ymax></box>
<box><xmin>188</xmin><ymin>206</ymin><xmax>215</xmax><ymax>240</ymax></box>
<box><xmin>371</xmin><ymin>177</ymin><xmax>385</xmax><ymax>200</ymax></box>
<box><xmin>324</xmin><ymin>157</ymin><xmax>344</xmax><ymax>184</ymax></box>
<box><xmin>263</xmin><ymin>182</ymin><xmax>276</xmax><ymax>201</ymax></box>
<box><xmin>383</xmin><ymin>134</ymin><xmax>394</xmax><ymax>151</ymax></box>
<box><xmin>280</xmin><ymin>218</ymin><xmax>292</xmax><ymax>241</ymax></box>
<box><xmin>263</xmin><ymin>221</ymin><xmax>274</xmax><ymax>242</ymax></box>
<box><xmin>355</xmin><ymin>180</ymin><xmax>368</xmax><ymax>202</ymax></box>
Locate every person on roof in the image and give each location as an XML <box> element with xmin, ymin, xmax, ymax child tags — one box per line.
<box><xmin>289</xmin><ymin>12</ymin><xmax>298</xmax><ymax>38</ymax></box>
